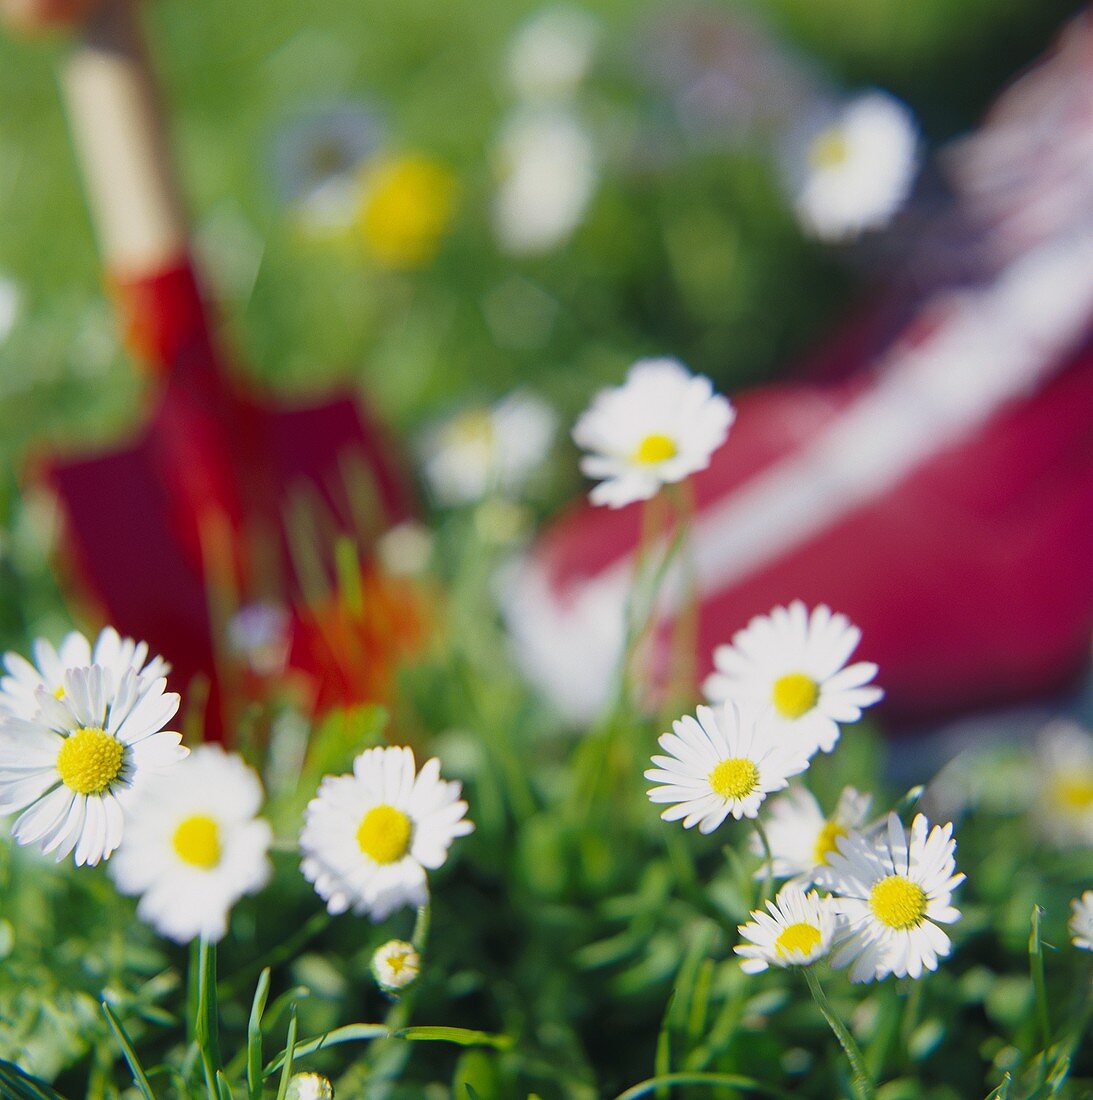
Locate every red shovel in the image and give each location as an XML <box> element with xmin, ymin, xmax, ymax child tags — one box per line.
<box><xmin>24</xmin><ymin>0</ymin><xmax>413</xmax><ymax>737</ymax></box>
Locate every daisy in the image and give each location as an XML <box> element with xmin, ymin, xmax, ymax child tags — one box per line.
<box><xmin>1069</xmin><ymin>892</ymin><xmax>1093</xmax><ymax>952</ymax></box>
<box><xmin>755</xmin><ymin>784</ymin><xmax>872</xmax><ymax>884</ymax></box>
<box><xmin>816</xmin><ymin>813</ymin><xmax>964</xmax><ymax>983</ymax></box>
<box><xmin>573</xmin><ymin>358</ymin><xmax>735</xmax><ymax>509</ymax></box>
<box><xmin>784</xmin><ymin>90</ymin><xmax>919</xmax><ymax>242</ymax></box>
<box><xmin>492</xmin><ymin>107</ymin><xmax>597</xmax><ymax>255</ymax></box>
<box><xmin>108</xmin><ymin>745</ymin><xmax>272</xmax><ymax>943</ymax></box>
<box><xmin>371</xmin><ymin>938</ymin><xmax>421</xmax><ymax>992</ymax></box>
<box><xmin>734</xmin><ymin>883</ymin><xmax>839</xmax><ymax>973</ymax></box>
<box><xmin>300</xmin><ymin>745</ymin><xmax>474</xmax><ymax>921</ymax></box>
<box><xmin>1033</xmin><ymin>721</ymin><xmax>1093</xmax><ymax>847</ymax></box>
<box><xmin>645</xmin><ymin>702</ymin><xmax>810</xmax><ymax>831</ymax></box>
<box><xmin>421</xmin><ymin>392</ymin><xmax>556</xmax><ymax>506</ymax></box>
<box><xmin>704</xmin><ymin>601</ymin><xmax>882</xmax><ymax>758</ymax></box>
<box><xmin>0</xmin><ymin>666</ymin><xmax>187</xmax><ymax>866</ymax></box>
<box><xmin>1</xmin><ymin>626</ymin><xmax>168</xmax><ymax>720</ymax></box>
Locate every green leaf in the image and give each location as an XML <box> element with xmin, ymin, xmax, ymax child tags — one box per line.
<box><xmin>102</xmin><ymin>1003</ymin><xmax>156</xmax><ymax>1100</ymax></box>
<box><xmin>264</xmin><ymin>1023</ymin><xmax>389</xmax><ymax>1076</ymax></box>
<box><xmin>0</xmin><ymin>1058</ymin><xmax>69</xmax><ymax>1100</ymax></box>
<box><xmin>217</xmin><ymin>1070</ymin><xmax>235</xmax><ymax>1100</ymax></box>
<box><xmin>274</xmin><ymin>1006</ymin><xmax>298</xmax><ymax>1100</ymax></box>
<box><xmin>611</xmin><ymin>1072</ymin><xmax>795</xmax><ymax>1100</ymax></box>
<box><xmin>394</xmin><ymin>1026</ymin><xmax>513</xmax><ymax>1049</ymax></box>
<box><xmin>247</xmin><ymin>968</ymin><xmax>272</xmax><ymax>1100</ymax></box>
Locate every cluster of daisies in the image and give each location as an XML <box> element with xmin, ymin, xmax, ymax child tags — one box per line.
<box><xmin>570</xmin><ymin>359</ymin><xmax>1088</xmax><ymax>982</ymax></box>
<box><xmin>0</xmin><ymin>628</ymin><xmax>472</xmax><ymax>991</ymax></box>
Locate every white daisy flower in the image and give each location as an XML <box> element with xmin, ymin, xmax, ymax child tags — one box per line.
<box><xmin>1</xmin><ymin>626</ymin><xmax>169</xmax><ymax>721</ymax></box>
<box><xmin>300</xmin><ymin>745</ymin><xmax>474</xmax><ymax>921</ymax></box>
<box><xmin>421</xmin><ymin>392</ymin><xmax>557</xmax><ymax>506</ymax></box>
<box><xmin>1069</xmin><ymin>892</ymin><xmax>1093</xmax><ymax>952</ymax></box>
<box><xmin>785</xmin><ymin>90</ymin><xmax>919</xmax><ymax>242</ymax></box>
<box><xmin>506</xmin><ymin>5</ymin><xmax>600</xmax><ymax>103</ymax></box>
<box><xmin>645</xmin><ymin>702</ymin><xmax>810</xmax><ymax>831</ymax></box>
<box><xmin>816</xmin><ymin>813</ymin><xmax>964</xmax><ymax>983</ymax></box>
<box><xmin>734</xmin><ymin>883</ymin><xmax>839</xmax><ymax>973</ymax></box>
<box><xmin>371</xmin><ymin>938</ymin><xmax>421</xmax><ymax>992</ymax></box>
<box><xmin>0</xmin><ymin>666</ymin><xmax>187</xmax><ymax>867</ymax></box>
<box><xmin>1033</xmin><ymin>721</ymin><xmax>1093</xmax><ymax>848</ymax></box>
<box><xmin>573</xmin><ymin>358</ymin><xmax>735</xmax><ymax>509</ymax></box>
<box><xmin>755</xmin><ymin>784</ymin><xmax>872</xmax><ymax>884</ymax></box>
<box><xmin>108</xmin><ymin>745</ymin><xmax>272</xmax><ymax>943</ymax></box>
<box><xmin>704</xmin><ymin>601</ymin><xmax>882</xmax><ymax>758</ymax></box>
<box><xmin>492</xmin><ymin>107</ymin><xmax>597</xmax><ymax>255</ymax></box>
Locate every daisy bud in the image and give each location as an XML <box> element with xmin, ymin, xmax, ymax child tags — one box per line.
<box><xmin>371</xmin><ymin>939</ymin><xmax>421</xmax><ymax>993</ymax></box>
<box><xmin>286</xmin><ymin>1073</ymin><xmax>334</xmax><ymax>1100</ymax></box>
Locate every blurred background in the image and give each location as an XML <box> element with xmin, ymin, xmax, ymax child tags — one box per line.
<box><xmin>0</xmin><ymin>0</ymin><xmax>1089</xmax><ymax>723</ymax></box>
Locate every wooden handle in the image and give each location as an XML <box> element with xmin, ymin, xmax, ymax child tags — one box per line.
<box><xmin>61</xmin><ymin>0</ymin><xmax>187</xmax><ymax>277</ymax></box>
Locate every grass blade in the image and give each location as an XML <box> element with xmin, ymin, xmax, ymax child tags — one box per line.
<box><xmin>102</xmin><ymin>1003</ymin><xmax>156</xmax><ymax>1100</ymax></box>
<box><xmin>247</xmin><ymin>968</ymin><xmax>272</xmax><ymax>1100</ymax></box>
<box><xmin>274</xmin><ymin>1007</ymin><xmax>298</xmax><ymax>1100</ymax></box>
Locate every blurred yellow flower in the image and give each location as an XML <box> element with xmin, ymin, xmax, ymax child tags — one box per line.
<box><xmin>357</xmin><ymin>155</ymin><xmax>456</xmax><ymax>269</ymax></box>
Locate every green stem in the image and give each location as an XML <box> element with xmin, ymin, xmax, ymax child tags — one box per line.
<box><xmin>752</xmin><ymin>818</ymin><xmax>774</xmax><ymax>907</ymax></box>
<box><xmin>1029</xmin><ymin>905</ymin><xmax>1051</xmax><ymax>1080</ymax></box>
<box><xmin>804</xmin><ymin>969</ymin><xmax>875</xmax><ymax>1100</ymax></box>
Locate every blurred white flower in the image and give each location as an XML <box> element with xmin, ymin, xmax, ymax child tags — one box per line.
<box><xmin>109</xmin><ymin>745</ymin><xmax>272</xmax><ymax>943</ymax></box>
<box><xmin>735</xmin><ymin>883</ymin><xmax>838</xmax><ymax>973</ymax></box>
<box><xmin>0</xmin><ymin>275</ymin><xmax>21</xmax><ymax>345</ymax></box>
<box><xmin>422</xmin><ymin>392</ymin><xmax>557</xmax><ymax>506</ymax></box>
<box><xmin>506</xmin><ymin>6</ymin><xmax>599</xmax><ymax>102</ymax></box>
<box><xmin>493</xmin><ymin>108</ymin><xmax>597</xmax><ymax>256</ymax></box>
<box><xmin>1070</xmin><ymin>891</ymin><xmax>1093</xmax><ymax>951</ymax></box>
<box><xmin>227</xmin><ymin>602</ymin><xmax>292</xmax><ymax>678</ymax></box>
<box><xmin>376</xmin><ymin>522</ymin><xmax>434</xmax><ymax>576</ymax></box>
<box><xmin>785</xmin><ymin>91</ymin><xmax>919</xmax><ymax>242</ymax></box>
<box><xmin>704</xmin><ymin>601</ymin><xmax>882</xmax><ymax>759</ymax></box>
<box><xmin>0</xmin><ymin>666</ymin><xmax>186</xmax><ymax>867</ymax></box>
<box><xmin>300</xmin><ymin>745</ymin><xmax>474</xmax><ymax>921</ymax></box>
<box><xmin>371</xmin><ymin>938</ymin><xmax>421</xmax><ymax>991</ymax></box>
<box><xmin>286</xmin><ymin>1073</ymin><xmax>334</xmax><ymax>1100</ymax></box>
<box><xmin>573</xmin><ymin>357</ymin><xmax>735</xmax><ymax>508</ymax></box>
<box><xmin>645</xmin><ymin>702</ymin><xmax>810</xmax><ymax>831</ymax></box>
<box><xmin>1033</xmin><ymin>721</ymin><xmax>1093</xmax><ymax>847</ymax></box>
<box><xmin>1</xmin><ymin>626</ymin><xmax>168</xmax><ymax>721</ymax></box>
<box><xmin>816</xmin><ymin>813</ymin><xmax>964</xmax><ymax>983</ymax></box>
<box><xmin>755</xmin><ymin>784</ymin><xmax>872</xmax><ymax>884</ymax></box>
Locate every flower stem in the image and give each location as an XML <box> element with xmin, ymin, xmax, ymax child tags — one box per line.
<box><xmin>804</xmin><ymin>968</ymin><xmax>875</xmax><ymax>1100</ymax></box>
<box><xmin>751</xmin><ymin>818</ymin><xmax>774</xmax><ymax>906</ymax></box>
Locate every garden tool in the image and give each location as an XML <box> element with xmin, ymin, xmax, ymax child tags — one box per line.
<box><xmin>30</xmin><ymin>0</ymin><xmax>413</xmax><ymax>735</ymax></box>
<box><xmin>507</xmin><ymin>12</ymin><xmax>1093</xmax><ymax>726</ymax></box>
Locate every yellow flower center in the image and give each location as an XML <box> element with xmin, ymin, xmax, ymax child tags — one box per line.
<box><xmin>450</xmin><ymin>409</ymin><xmax>495</xmax><ymax>454</ymax></box>
<box><xmin>708</xmin><ymin>757</ymin><xmax>759</xmax><ymax>800</ymax></box>
<box><xmin>358</xmin><ymin>156</ymin><xmax>456</xmax><ymax>269</ymax></box>
<box><xmin>357</xmin><ymin>804</ymin><xmax>412</xmax><ymax>864</ymax></box>
<box><xmin>869</xmin><ymin>875</ymin><xmax>927</xmax><ymax>930</ymax></box>
<box><xmin>810</xmin><ymin>128</ymin><xmax>850</xmax><ymax>170</ymax></box>
<box><xmin>774</xmin><ymin>921</ymin><xmax>823</xmax><ymax>959</ymax></box>
<box><xmin>633</xmin><ymin>433</ymin><xmax>677</xmax><ymax>465</ymax></box>
<box><xmin>772</xmin><ymin>673</ymin><xmax>819</xmax><ymax>719</ymax></box>
<box><xmin>1052</xmin><ymin>772</ymin><xmax>1093</xmax><ymax>814</ymax></box>
<box><xmin>385</xmin><ymin>947</ymin><xmax>415</xmax><ymax>975</ymax></box>
<box><xmin>172</xmin><ymin>815</ymin><xmax>222</xmax><ymax>869</ymax></box>
<box><xmin>814</xmin><ymin>820</ymin><xmax>847</xmax><ymax>866</ymax></box>
<box><xmin>56</xmin><ymin>727</ymin><xmax>124</xmax><ymax>796</ymax></box>
<box><xmin>53</xmin><ymin>684</ymin><xmax>66</xmax><ymax>700</ymax></box>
